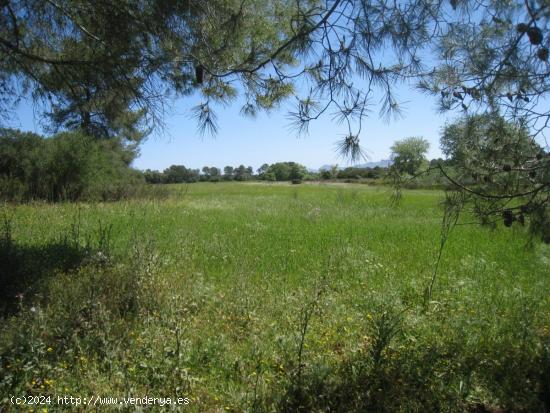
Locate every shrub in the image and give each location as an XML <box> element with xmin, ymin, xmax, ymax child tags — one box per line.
<box><xmin>0</xmin><ymin>128</ymin><xmax>148</xmax><ymax>202</ymax></box>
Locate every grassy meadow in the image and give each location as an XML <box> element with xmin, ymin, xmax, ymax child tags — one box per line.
<box><xmin>1</xmin><ymin>182</ymin><xmax>550</xmax><ymax>412</ymax></box>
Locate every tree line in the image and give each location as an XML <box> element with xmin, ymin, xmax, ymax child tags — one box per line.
<box><xmin>144</xmin><ymin>162</ymin><xmax>312</xmax><ymax>184</ymax></box>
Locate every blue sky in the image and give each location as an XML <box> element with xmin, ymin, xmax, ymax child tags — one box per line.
<box><xmin>11</xmin><ymin>81</ymin><xmax>459</xmax><ymax>172</ymax></box>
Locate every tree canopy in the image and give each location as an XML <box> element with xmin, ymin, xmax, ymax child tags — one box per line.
<box><xmin>0</xmin><ymin>128</ymin><xmax>143</xmax><ymax>201</ymax></box>
<box><xmin>438</xmin><ymin>114</ymin><xmax>548</xmax><ymax>241</ymax></box>
<box><xmin>390</xmin><ymin>137</ymin><xmax>430</xmax><ymax>176</ymax></box>
<box><xmin>3</xmin><ymin>0</ymin><xmax>550</xmax><ymax>145</ymax></box>
<box><xmin>0</xmin><ymin>0</ymin><xmax>313</xmax><ymax>141</ymax></box>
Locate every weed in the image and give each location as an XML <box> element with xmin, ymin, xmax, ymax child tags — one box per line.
<box><xmin>0</xmin><ymin>183</ymin><xmax>548</xmax><ymax>412</ymax></box>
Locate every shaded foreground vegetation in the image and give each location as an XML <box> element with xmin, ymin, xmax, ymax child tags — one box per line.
<box><xmin>1</xmin><ymin>183</ymin><xmax>550</xmax><ymax>412</ymax></box>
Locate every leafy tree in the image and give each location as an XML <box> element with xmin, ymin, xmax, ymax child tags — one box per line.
<box><xmin>320</xmin><ymin>169</ymin><xmax>333</xmax><ymax>180</ymax></box>
<box><xmin>0</xmin><ymin>129</ymin><xmax>46</xmax><ymax>198</ymax></box>
<box><xmin>163</xmin><ymin>165</ymin><xmax>189</xmax><ymax>184</ymax></box>
<box><xmin>223</xmin><ymin>166</ymin><xmax>234</xmax><ymax>181</ymax></box>
<box><xmin>189</xmin><ymin>169</ymin><xmax>200</xmax><ymax>183</ymax></box>
<box><xmin>234</xmin><ymin>165</ymin><xmax>252</xmax><ymax>181</ymax></box>
<box><xmin>289</xmin><ymin>163</ymin><xmax>307</xmax><ymax>181</ymax></box>
<box><xmin>336</xmin><ymin>167</ymin><xmax>386</xmax><ymax>180</ymax></box>
<box><xmin>145</xmin><ymin>165</ymin><xmax>205</xmax><ymax>184</ymax></box>
<box><xmin>144</xmin><ymin>169</ymin><xmax>165</xmax><ymax>184</ymax></box>
<box><xmin>266</xmin><ymin>162</ymin><xmax>307</xmax><ymax>181</ymax></box>
<box><xmin>0</xmin><ymin>128</ymin><xmax>142</xmax><ymax>201</ymax></box>
<box><xmin>257</xmin><ymin>163</ymin><xmax>270</xmax><ymax>179</ymax></box>
<box><xmin>267</xmin><ymin>163</ymin><xmax>291</xmax><ymax>181</ymax></box>
<box><xmin>208</xmin><ymin>167</ymin><xmax>221</xmax><ymax>182</ymax></box>
<box><xmin>201</xmin><ymin>166</ymin><xmax>221</xmax><ymax>182</ymax></box>
<box><xmin>320</xmin><ymin>165</ymin><xmax>339</xmax><ymax>180</ymax></box>
<box><xmin>390</xmin><ymin>137</ymin><xmax>430</xmax><ymax>176</ymax></box>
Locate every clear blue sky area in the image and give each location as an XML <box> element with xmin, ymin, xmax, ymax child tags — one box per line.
<box><xmin>11</xmin><ymin>82</ymin><xmax>459</xmax><ymax>172</ymax></box>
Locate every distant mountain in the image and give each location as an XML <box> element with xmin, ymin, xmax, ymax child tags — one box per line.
<box><xmin>354</xmin><ymin>159</ymin><xmax>393</xmax><ymax>168</ymax></box>
<box><xmin>318</xmin><ymin>159</ymin><xmax>392</xmax><ymax>171</ymax></box>
<box><xmin>318</xmin><ymin>165</ymin><xmax>335</xmax><ymax>171</ymax></box>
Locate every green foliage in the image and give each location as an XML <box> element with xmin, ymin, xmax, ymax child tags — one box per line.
<box><xmin>336</xmin><ymin>166</ymin><xmax>385</xmax><ymax>180</ymax></box>
<box><xmin>146</xmin><ymin>164</ymin><xmax>260</xmax><ymax>184</ymax></box>
<box><xmin>234</xmin><ymin>165</ymin><xmax>254</xmax><ymax>181</ymax></box>
<box><xmin>201</xmin><ymin>167</ymin><xmax>221</xmax><ymax>182</ymax></box>
<box><xmin>223</xmin><ymin>166</ymin><xmax>235</xmax><ymax>181</ymax></box>
<box><xmin>0</xmin><ymin>129</ymin><xmax>46</xmax><ymax>199</ymax></box>
<box><xmin>0</xmin><ymin>128</ymin><xmax>145</xmax><ymax>202</ymax></box>
<box><xmin>263</xmin><ymin>162</ymin><xmax>307</xmax><ymax>181</ymax></box>
<box><xmin>266</xmin><ymin>163</ymin><xmax>291</xmax><ymax>181</ymax></box>
<box><xmin>257</xmin><ymin>163</ymin><xmax>270</xmax><ymax>177</ymax></box>
<box><xmin>162</xmin><ymin>165</ymin><xmax>200</xmax><ymax>184</ymax></box>
<box><xmin>0</xmin><ymin>0</ymin><xmax>314</xmax><ymax>138</ymax></box>
<box><xmin>143</xmin><ymin>169</ymin><xmax>164</xmax><ymax>184</ymax></box>
<box><xmin>441</xmin><ymin>114</ymin><xmax>537</xmax><ymax>167</ymax></box>
<box><xmin>439</xmin><ymin>114</ymin><xmax>550</xmax><ymax>242</ymax></box>
<box><xmin>390</xmin><ymin>137</ymin><xmax>430</xmax><ymax>176</ymax></box>
<box><xmin>320</xmin><ymin>169</ymin><xmax>334</xmax><ymax>180</ymax></box>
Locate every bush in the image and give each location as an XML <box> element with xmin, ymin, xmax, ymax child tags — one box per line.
<box><xmin>0</xmin><ymin>128</ymin><xmax>148</xmax><ymax>202</ymax></box>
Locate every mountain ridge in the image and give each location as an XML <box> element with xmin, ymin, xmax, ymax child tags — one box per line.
<box><xmin>318</xmin><ymin>159</ymin><xmax>392</xmax><ymax>171</ymax></box>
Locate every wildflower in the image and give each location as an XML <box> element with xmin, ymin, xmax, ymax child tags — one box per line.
<box><xmin>47</xmin><ymin>347</ymin><xmax>53</xmax><ymax>353</ymax></box>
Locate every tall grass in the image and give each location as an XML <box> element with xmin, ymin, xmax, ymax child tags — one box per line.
<box><xmin>1</xmin><ymin>182</ymin><xmax>549</xmax><ymax>412</ymax></box>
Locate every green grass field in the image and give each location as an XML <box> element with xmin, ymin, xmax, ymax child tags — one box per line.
<box><xmin>1</xmin><ymin>182</ymin><xmax>550</xmax><ymax>412</ymax></box>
